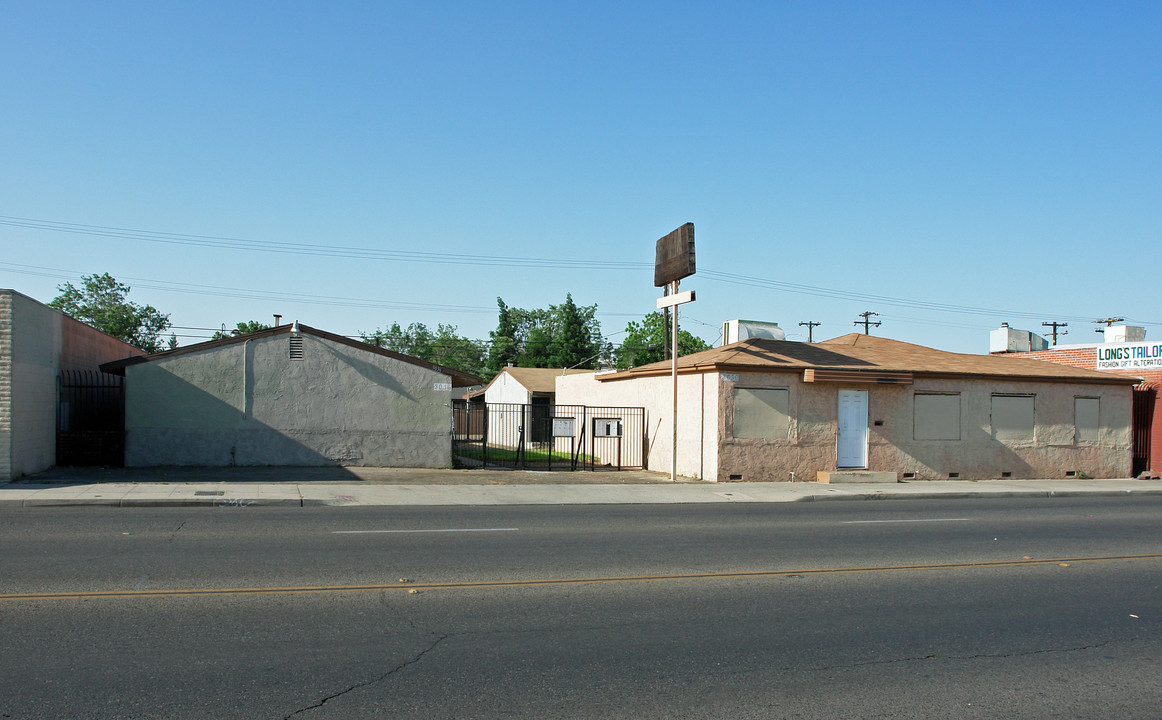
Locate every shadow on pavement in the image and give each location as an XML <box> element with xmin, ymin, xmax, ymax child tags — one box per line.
<box><xmin>15</xmin><ymin>466</ymin><xmax>683</xmax><ymax>486</ymax></box>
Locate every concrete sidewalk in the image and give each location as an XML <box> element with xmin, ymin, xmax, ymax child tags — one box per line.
<box><xmin>2</xmin><ymin>466</ymin><xmax>1160</xmax><ymax>507</ymax></box>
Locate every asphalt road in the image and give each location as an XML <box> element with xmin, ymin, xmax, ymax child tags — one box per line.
<box><xmin>2</xmin><ymin>497</ymin><xmax>1160</xmax><ymax>719</ymax></box>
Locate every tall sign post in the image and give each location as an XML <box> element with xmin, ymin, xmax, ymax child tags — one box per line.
<box><xmin>654</xmin><ymin>223</ymin><xmax>696</xmax><ymax>482</ymax></box>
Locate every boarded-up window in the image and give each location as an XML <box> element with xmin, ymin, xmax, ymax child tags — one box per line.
<box><xmin>1075</xmin><ymin>397</ymin><xmax>1100</xmax><ymax>444</ymax></box>
<box><xmin>992</xmin><ymin>395</ymin><xmax>1035</xmax><ymax>443</ymax></box>
<box><xmin>733</xmin><ymin>387</ymin><xmax>790</xmax><ymax>439</ymax></box>
<box><xmin>914</xmin><ymin>393</ymin><xmax>960</xmax><ymax>440</ymax></box>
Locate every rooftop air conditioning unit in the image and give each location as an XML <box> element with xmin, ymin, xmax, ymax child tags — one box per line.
<box><xmin>722</xmin><ymin>319</ymin><xmax>786</xmax><ymax>346</ymax></box>
<box><xmin>1104</xmin><ymin>325</ymin><xmax>1146</xmax><ymax>344</ymax></box>
<box><xmin>989</xmin><ymin>323</ymin><xmax>1049</xmax><ymax>353</ymax></box>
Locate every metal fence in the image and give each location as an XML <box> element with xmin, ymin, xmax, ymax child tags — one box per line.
<box><xmin>57</xmin><ymin>370</ymin><xmax>125</xmax><ymax>467</ymax></box>
<box><xmin>452</xmin><ymin>402</ymin><xmax>646</xmax><ymax>471</ymax></box>
<box><xmin>1132</xmin><ymin>387</ymin><xmax>1155</xmax><ymax>477</ymax></box>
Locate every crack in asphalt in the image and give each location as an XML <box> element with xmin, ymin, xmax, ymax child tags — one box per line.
<box><xmin>281</xmin><ymin>634</ymin><xmax>448</xmax><ymax>719</ymax></box>
<box><xmin>167</xmin><ymin>520</ymin><xmax>187</xmax><ymax>543</ymax></box>
<box><xmin>805</xmin><ymin>638</ymin><xmax>1124</xmax><ymax>674</ymax></box>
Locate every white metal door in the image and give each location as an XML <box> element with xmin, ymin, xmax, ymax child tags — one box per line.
<box><xmin>837</xmin><ymin>390</ymin><xmax>868</xmax><ymax>468</ymax></box>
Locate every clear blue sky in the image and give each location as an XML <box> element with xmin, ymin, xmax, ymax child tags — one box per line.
<box><xmin>2</xmin><ymin>1</ymin><xmax>1159</xmax><ymax>353</ymax></box>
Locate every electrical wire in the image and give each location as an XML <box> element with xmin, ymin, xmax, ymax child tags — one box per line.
<box><xmin>5</xmin><ymin>215</ymin><xmax>1157</xmax><ymax>327</ymax></box>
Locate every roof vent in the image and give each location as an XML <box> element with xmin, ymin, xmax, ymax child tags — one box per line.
<box><xmin>289</xmin><ymin>335</ymin><xmax>303</xmax><ymax>360</ymax></box>
<box><xmin>722</xmin><ymin>319</ymin><xmax>786</xmax><ymax>346</ymax></box>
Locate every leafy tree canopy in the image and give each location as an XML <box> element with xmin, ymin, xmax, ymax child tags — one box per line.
<box><xmin>49</xmin><ymin>273</ymin><xmax>171</xmax><ymax>353</ymax></box>
<box><xmin>487</xmin><ymin>294</ymin><xmax>606</xmax><ymax>372</ymax></box>
<box><xmin>361</xmin><ymin>322</ymin><xmax>487</xmax><ymax>379</ymax></box>
<box><xmin>616</xmin><ymin>311</ymin><xmax>711</xmax><ymax>369</ymax></box>
<box><xmin>212</xmin><ymin>321</ymin><xmax>273</xmax><ymax>340</ymax></box>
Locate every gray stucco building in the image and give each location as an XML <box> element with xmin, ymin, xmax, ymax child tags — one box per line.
<box><xmin>102</xmin><ymin>323</ymin><xmax>480</xmax><ymax>468</ymax></box>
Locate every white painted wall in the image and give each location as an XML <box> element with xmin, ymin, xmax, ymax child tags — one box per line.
<box><xmin>483</xmin><ymin>371</ymin><xmax>532</xmax><ymax>405</ymax></box>
<box><xmin>555</xmin><ymin>371</ymin><xmax>719</xmax><ymax>480</ymax></box>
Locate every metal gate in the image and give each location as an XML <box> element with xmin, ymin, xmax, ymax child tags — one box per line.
<box><xmin>452</xmin><ymin>402</ymin><xmax>646</xmax><ymax>470</ymax></box>
<box><xmin>57</xmin><ymin>370</ymin><xmax>125</xmax><ymax>467</ymax></box>
<box><xmin>1132</xmin><ymin>387</ymin><xmax>1155</xmax><ymax>476</ymax></box>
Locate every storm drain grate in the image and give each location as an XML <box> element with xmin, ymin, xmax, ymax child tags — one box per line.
<box><xmin>194</xmin><ymin>490</ymin><xmax>225</xmax><ymax>496</ymax></box>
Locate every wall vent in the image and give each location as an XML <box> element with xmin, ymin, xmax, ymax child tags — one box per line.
<box><xmin>902</xmin><ymin>472</ymin><xmax>916</xmax><ymax>480</ymax></box>
<box><xmin>948</xmin><ymin>472</ymin><xmax>960</xmax><ymax>479</ymax></box>
<box><xmin>1001</xmin><ymin>471</ymin><xmax>1012</xmax><ymax>478</ymax></box>
<box><xmin>289</xmin><ymin>335</ymin><xmax>304</xmax><ymax>360</ymax></box>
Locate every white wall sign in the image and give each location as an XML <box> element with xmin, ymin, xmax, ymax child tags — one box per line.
<box><xmin>1096</xmin><ymin>342</ymin><xmax>1162</xmax><ymax>370</ymax></box>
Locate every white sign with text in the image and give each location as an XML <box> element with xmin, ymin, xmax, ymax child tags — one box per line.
<box><xmin>1096</xmin><ymin>341</ymin><xmax>1162</xmax><ymax>370</ymax></box>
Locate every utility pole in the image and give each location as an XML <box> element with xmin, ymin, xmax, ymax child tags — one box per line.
<box><xmin>662</xmin><ymin>285</ymin><xmax>671</xmax><ymax>359</ymax></box>
<box><xmin>1041</xmin><ymin>321</ymin><xmax>1068</xmax><ymax>345</ymax></box>
<box><xmin>1093</xmin><ymin>317</ymin><xmax>1125</xmax><ymax>334</ymax></box>
<box><xmin>798</xmin><ymin>321</ymin><xmax>820</xmax><ymax>343</ymax></box>
<box><xmin>854</xmin><ymin>312</ymin><xmax>881</xmax><ymax>335</ymax></box>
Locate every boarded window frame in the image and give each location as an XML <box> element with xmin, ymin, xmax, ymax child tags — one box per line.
<box><xmin>991</xmin><ymin>394</ymin><xmax>1035</xmax><ymax>444</ymax></box>
<box><xmin>732</xmin><ymin>387</ymin><xmax>791</xmax><ymax>439</ymax></box>
<box><xmin>913</xmin><ymin>392</ymin><xmax>961</xmax><ymax>441</ymax></box>
<box><xmin>1074</xmin><ymin>396</ymin><xmax>1100</xmax><ymax>445</ymax></box>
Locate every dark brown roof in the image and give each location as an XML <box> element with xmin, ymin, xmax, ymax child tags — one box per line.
<box><xmin>99</xmin><ymin>323</ymin><xmax>483</xmax><ymax>387</ymax></box>
<box><xmin>598</xmin><ymin>333</ymin><xmax>1140</xmax><ymax>386</ymax></box>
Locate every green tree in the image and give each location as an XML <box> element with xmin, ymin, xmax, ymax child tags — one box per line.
<box><xmin>362</xmin><ymin>322</ymin><xmax>486</xmax><ymax>378</ymax></box>
<box><xmin>546</xmin><ymin>293</ymin><xmax>602</xmax><ymax>369</ymax></box>
<box><xmin>487</xmin><ymin>298</ymin><xmax>529</xmax><ymax>373</ymax></box>
<box><xmin>488</xmin><ymin>294</ymin><xmax>605</xmax><ymax>370</ymax></box>
<box><xmin>211</xmin><ymin>320</ymin><xmax>272</xmax><ymax>340</ymax></box>
<box><xmin>616</xmin><ymin>311</ymin><xmax>710</xmax><ymax>369</ymax></box>
<box><xmin>49</xmin><ymin>273</ymin><xmax>171</xmax><ymax>352</ymax></box>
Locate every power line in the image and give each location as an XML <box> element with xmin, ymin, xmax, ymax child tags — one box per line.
<box><xmin>699</xmin><ymin>269</ymin><xmax>1123</xmax><ymax>325</ymax></box>
<box><xmin>0</xmin><ymin>261</ymin><xmax>644</xmax><ymax>319</ymax></box>
<box><xmin>0</xmin><ymin>215</ymin><xmax>650</xmax><ymax>271</ymax></box>
<box><xmin>6</xmin><ymin>216</ymin><xmax>1160</xmax><ymax>329</ymax></box>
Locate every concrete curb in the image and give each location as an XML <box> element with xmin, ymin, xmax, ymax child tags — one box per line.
<box><xmin>4</xmin><ymin>483</ymin><xmax>1161</xmax><ymax>508</ymax></box>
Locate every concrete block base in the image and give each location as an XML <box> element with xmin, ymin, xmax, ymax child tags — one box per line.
<box><xmin>816</xmin><ymin>471</ymin><xmax>898</xmax><ymax>484</ymax></box>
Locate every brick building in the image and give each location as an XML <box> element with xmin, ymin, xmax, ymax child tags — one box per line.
<box><xmin>1</xmin><ymin>289</ymin><xmax>143</xmax><ymax>481</ymax></box>
<box><xmin>1001</xmin><ymin>326</ymin><xmax>1160</xmax><ymax>476</ymax></box>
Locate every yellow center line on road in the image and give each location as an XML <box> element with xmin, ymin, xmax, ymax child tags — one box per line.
<box><xmin>4</xmin><ymin>553</ymin><xmax>1161</xmax><ymax>603</ymax></box>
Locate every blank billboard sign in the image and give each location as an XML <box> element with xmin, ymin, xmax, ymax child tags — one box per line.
<box><xmin>654</xmin><ymin>223</ymin><xmax>696</xmax><ymax>287</ymax></box>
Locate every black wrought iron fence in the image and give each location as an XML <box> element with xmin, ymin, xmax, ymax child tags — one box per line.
<box><xmin>57</xmin><ymin>370</ymin><xmax>125</xmax><ymax>467</ymax></box>
<box><xmin>452</xmin><ymin>402</ymin><xmax>646</xmax><ymax>471</ymax></box>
